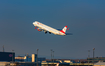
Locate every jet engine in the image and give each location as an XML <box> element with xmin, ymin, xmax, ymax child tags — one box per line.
<box><xmin>37</xmin><ymin>28</ymin><xmax>42</xmax><ymax>31</ymax></box>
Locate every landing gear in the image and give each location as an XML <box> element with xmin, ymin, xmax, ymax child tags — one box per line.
<box><xmin>44</xmin><ymin>31</ymin><xmax>51</xmax><ymax>34</ymax></box>
<box><xmin>49</xmin><ymin>32</ymin><xmax>51</xmax><ymax>34</ymax></box>
<box><xmin>45</xmin><ymin>31</ymin><xmax>47</xmax><ymax>34</ymax></box>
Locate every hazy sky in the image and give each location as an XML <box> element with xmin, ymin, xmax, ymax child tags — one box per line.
<box><xmin>0</xmin><ymin>0</ymin><xmax>105</xmax><ymax>59</ymax></box>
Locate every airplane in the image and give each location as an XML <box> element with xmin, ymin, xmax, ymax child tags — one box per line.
<box><xmin>33</xmin><ymin>21</ymin><xmax>72</xmax><ymax>36</ymax></box>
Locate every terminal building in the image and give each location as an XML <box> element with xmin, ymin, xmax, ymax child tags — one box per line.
<box><xmin>0</xmin><ymin>52</ymin><xmax>15</xmax><ymax>62</ymax></box>
<box><xmin>15</xmin><ymin>54</ymin><xmax>46</xmax><ymax>62</ymax></box>
<box><xmin>1</xmin><ymin>51</ymin><xmax>105</xmax><ymax>66</ymax></box>
<box><xmin>87</xmin><ymin>57</ymin><xmax>105</xmax><ymax>63</ymax></box>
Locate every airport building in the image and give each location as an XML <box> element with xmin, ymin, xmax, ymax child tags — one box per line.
<box><xmin>15</xmin><ymin>54</ymin><xmax>46</xmax><ymax>62</ymax></box>
<box><xmin>87</xmin><ymin>57</ymin><xmax>105</xmax><ymax>63</ymax></box>
<box><xmin>0</xmin><ymin>52</ymin><xmax>15</xmax><ymax>62</ymax></box>
<box><xmin>1</xmin><ymin>51</ymin><xmax>105</xmax><ymax>66</ymax></box>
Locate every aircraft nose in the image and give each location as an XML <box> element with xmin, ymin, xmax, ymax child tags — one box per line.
<box><xmin>33</xmin><ymin>22</ymin><xmax>36</xmax><ymax>25</ymax></box>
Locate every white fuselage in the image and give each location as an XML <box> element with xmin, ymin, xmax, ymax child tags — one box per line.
<box><xmin>33</xmin><ymin>21</ymin><xmax>66</xmax><ymax>35</ymax></box>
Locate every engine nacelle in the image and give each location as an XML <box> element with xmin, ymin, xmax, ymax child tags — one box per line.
<box><xmin>37</xmin><ymin>28</ymin><xmax>42</xmax><ymax>31</ymax></box>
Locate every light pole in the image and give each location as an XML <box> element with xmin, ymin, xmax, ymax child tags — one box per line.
<box><xmin>37</xmin><ymin>49</ymin><xmax>39</xmax><ymax>66</ymax></box>
<box><xmin>3</xmin><ymin>45</ymin><xmax>4</xmax><ymax>52</ymax></box>
<box><xmin>88</xmin><ymin>50</ymin><xmax>90</xmax><ymax>66</ymax></box>
<box><xmin>51</xmin><ymin>49</ymin><xmax>52</xmax><ymax>62</ymax></box>
<box><xmin>12</xmin><ymin>50</ymin><xmax>14</xmax><ymax>65</ymax></box>
<box><xmin>53</xmin><ymin>51</ymin><xmax>54</xmax><ymax>63</ymax></box>
<box><xmin>93</xmin><ymin>48</ymin><xmax>95</xmax><ymax>66</ymax></box>
<box><xmin>53</xmin><ymin>51</ymin><xmax>54</xmax><ymax>66</ymax></box>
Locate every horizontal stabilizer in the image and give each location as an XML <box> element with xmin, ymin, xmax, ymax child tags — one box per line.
<box><xmin>65</xmin><ymin>33</ymin><xmax>73</xmax><ymax>35</ymax></box>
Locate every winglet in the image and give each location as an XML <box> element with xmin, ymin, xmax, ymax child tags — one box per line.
<box><xmin>35</xmin><ymin>27</ymin><xmax>37</xmax><ymax>29</ymax></box>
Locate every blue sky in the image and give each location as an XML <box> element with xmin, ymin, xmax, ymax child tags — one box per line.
<box><xmin>0</xmin><ymin>0</ymin><xmax>105</xmax><ymax>59</ymax></box>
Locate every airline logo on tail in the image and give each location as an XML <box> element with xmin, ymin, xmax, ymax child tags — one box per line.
<box><xmin>33</xmin><ymin>21</ymin><xmax>72</xmax><ymax>36</ymax></box>
<box><xmin>60</xmin><ymin>26</ymin><xmax>68</xmax><ymax>34</ymax></box>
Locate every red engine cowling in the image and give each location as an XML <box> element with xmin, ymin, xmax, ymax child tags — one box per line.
<box><xmin>37</xmin><ymin>28</ymin><xmax>42</xmax><ymax>31</ymax></box>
